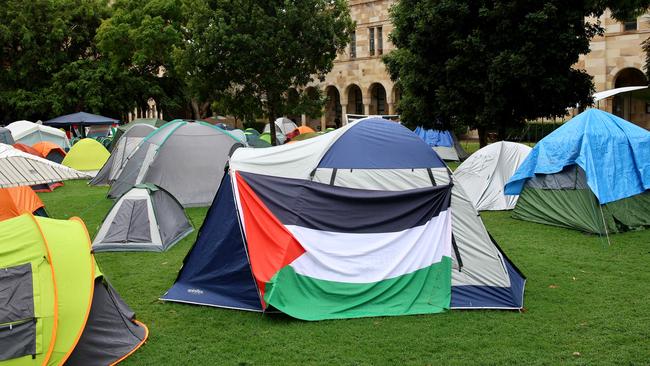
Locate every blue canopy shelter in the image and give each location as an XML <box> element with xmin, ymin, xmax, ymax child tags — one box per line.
<box><xmin>45</xmin><ymin>112</ymin><xmax>118</xmax><ymax>138</ymax></box>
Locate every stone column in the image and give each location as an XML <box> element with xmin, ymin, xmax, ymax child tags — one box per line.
<box><xmin>364</xmin><ymin>103</ymin><xmax>370</xmax><ymax>115</ymax></box>
<box><xmin>388</xmin><ymin>102</ymin><xmax>396</xmax><ymax>115</ymax></box>
<box><xmin>341</xmin><ymin>105</ymin><xmax>348</xmax><ymax>125</ymax></box>
<box><xmin>301</xmin><ymin>114</ymin><xmax>307</xmax><ymax>126</ymax></box>
<box><xmin>321</xmin><ymin>114</ymin><xmax>327</xmax><ymax>131</ymax></box>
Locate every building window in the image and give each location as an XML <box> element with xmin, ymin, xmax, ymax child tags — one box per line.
<box><xmin>624</xmin><ymin>19</ymin><xmax>637</xmax><ymax>31</ymax></box>
<box><xmin>377</xmin><ymin>27</ymin><xmax>383</xmax><ymax>55</ymax></box>
<box><xmin>369</xmin><ymin>27</ymin><xmax>375</xmax><ymax>56</ymax></box>
<box><xmin>350</xmin><ymin>31</ymin><xmax>356</xmax><ymax>59</ymax></box>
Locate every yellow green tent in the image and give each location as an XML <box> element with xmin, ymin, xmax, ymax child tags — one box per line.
<box><xmin>62</xmin><ymin>139</ymin><xmax>110</xmax><ymax>174</ymax></box>
<box><xmin>0</xmin><ymin>214</ymin><xmax>148</xmax><ymax>365</ymax></box>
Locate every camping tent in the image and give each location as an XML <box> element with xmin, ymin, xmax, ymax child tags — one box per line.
<box><xmin>0</xmin><ymin>186</ymin><xmax>47</xmax><ymax>221</ymax></box>
<box><xmin>62</xmin><ymin>138</ymin><xmax>110</xmax><ymax>176</ymax></box>
<box><xmin>162</xmin><ymin>117</ymin><xmax>525</xmax><ymax>320</ymax></box>
<box><xmin>10</xmin><ymin>143</ymin><xmax>66</xmax><ymax>192</ymax></box>
<box><xmin>454</xmin><ymin>142</ymin><xmax>532</xmax><ymax>211</ymax></box>
<box><xmin>111</xmin><ymin>118</ymin><xmax>166</xmax><ymax>150</ymax></box>
<box><xmin>93</xmin><ymin>184</ymin><xmax>193</xmax><ymax>252</ymax></box>
<box><xmin>6</xmin><ymin>120</ymin><xmax>70</xmax><ymax>149</ymax></box>
<box><xmin>0</xmin><ymin>214</ymin><xmax>148</xmax><ymax>365</ymax></box>
<box><xmin>245</xmin><ymin>130</ymin><xmax>272</xmax><ymax>148</ymax></box>
<box><xmin>91</xmin><ymin>124</ymin><xmax>157</xmax><ymax>186</ymax></box>
<box><xmin>263</xmin><ymin>117</ymin><xmax>299</xmax><ymax>144</ymax></box>
<box><xmin>296</xmin><ymin>125</ymin><xmax>315</xmax><ymax>134</ymax></box>
<box><xmin>414</xmin><ymin>127</ymin><xmax>469</xmax><ymax>161</ymax></box>
<box><xmin>108</xmin><ymin>121</ymin><xmax>245</xmax><ymax>207</ymax></box>
<box><xmin>0</xmin><ymin>143</ymin><xmax>89</xmax><ymax>188</ymax></box>
<box><xmin>505</xmin><ymin>109</ymin><xmax>650</xmax><ymax>234</ymax></box>
<box><xmin>32</xmin><ymin>141</ymin><xmax>67</xmax><ymax>164</ymax></box>
<box><xmin>0</xmin><ymin>127</ymin><xmax>14</xmax><ymax>144</ymax></box>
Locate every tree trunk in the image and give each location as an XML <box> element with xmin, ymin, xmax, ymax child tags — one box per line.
<box><xmin>268</xmin><ymin>107</ymin><xmax>277</xmax><ymax>146</ymax></box>
<box><xmin>478</xmin><ymin>126</ymin><xmax>488</xmax><ymax>147</ymax></box>
<box><xmin>190</xmin><ymin>100</ymin><xmax>210</xmax><ymax>120</ymax></box>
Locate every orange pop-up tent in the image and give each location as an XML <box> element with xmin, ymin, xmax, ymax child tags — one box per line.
<box><xmin>0</xmin><ymin>186</ymin><xmax>47</xmax><ymax>221</ymax></box>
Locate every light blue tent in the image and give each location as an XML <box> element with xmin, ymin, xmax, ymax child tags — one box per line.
<box><xmin>414</xmin><ymin>126</ymin><xmax>468</xmax><ymax>161</ymax></box>
<box><xmin>505</xmin><ymin>109</ymin><xmax>650</xmax><ymax>234</ymax></box>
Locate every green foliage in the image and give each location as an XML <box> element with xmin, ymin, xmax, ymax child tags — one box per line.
<box><xmin>39</xmin><ymin>180</ymin><xmax>650</xmax><ymax>365</ymax></box>
<box><xmin>384</xmin><ymin>1</ymin><xmax>600</xmax><ymax>140</ymax></box>
<box><xmin>0</xmin><ymin>0</ymin><xmax>111</xmax><ymax>122</ymax></box>
<box><xmin>94</xmin><ymin>0</ymin><xmax>188</xmax><ymax>118</ymax></box>
<box><xmin>176</xmin><ymin>0</ymin><xmax>354</xmax><ymax>141</ymax></box>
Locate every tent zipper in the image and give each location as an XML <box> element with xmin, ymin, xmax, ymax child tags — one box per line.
<box><xmin>0</xmin><ymin>317</ymin><xmax>36</xmax><ymax>331</ymax></box>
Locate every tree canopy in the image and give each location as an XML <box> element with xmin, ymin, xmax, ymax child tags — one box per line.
<box><xmin>0</xmin><ymin>0</ymin><xmax>110</xmax><ymax>122</ymax></box>
<box><xmin>177</xmin><ymin>0</ymin><xmax>354</xmax><ymax>143</ymax></box>
<box><xmin>384</xmin><ymin>0</ymin><xmax>650</xmax><ymax>146</ymax></box>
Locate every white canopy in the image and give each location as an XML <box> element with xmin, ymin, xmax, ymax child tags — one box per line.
<box><xmin>5</xmin><ymin>120</ymin><xmax>71</xmax><ymax>149</ymax></box>
<box><xmin>593</xmin><ymin>86</ymin><xmax>648</xmax><ymax>102</ymax></box>
<box><xmin>454</xmin><ymin>141</ymin><xmax>532</xmax><ymax>211</ymax></box>
<box><xmin>0</xmin><ymin>143</ymin><xmax>89</xmax><ymax>188</ymax></box>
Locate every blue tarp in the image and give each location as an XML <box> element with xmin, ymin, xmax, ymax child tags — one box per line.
<box><xmin>414</xmin><ymin>127</ymin><xmax>454</xmax><ymax>148</ymax></box>
<box><xmin>319</xmin><ymin>118</ymin><xmax>446</xmax><ymax>169</ymax></box>
<box><xmin>505</xmin><ymin>109</ymin><xmax>650</xmax><ymax>204</ymax></box>
<box><xmin>45</xmin><ymin>112</ymin><xmax>118</xmax><ymax>126</ymax></box>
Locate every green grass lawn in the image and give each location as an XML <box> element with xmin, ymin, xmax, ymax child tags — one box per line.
<box><xmin>38</xmin><ymin>180</ymin><xmax>650</xmax><ymax>365</ymax></box>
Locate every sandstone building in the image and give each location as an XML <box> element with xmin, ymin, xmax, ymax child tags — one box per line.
<box><xmin>301</xmin><ymin>3</ymin><xmax>650</xmax><ymax>130</ymax></box>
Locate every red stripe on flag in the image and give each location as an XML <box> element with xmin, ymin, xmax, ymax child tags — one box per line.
<box><xmin>236</xmin><ymin>172</ymin><xmax>306</xmax><ymax>307</ymax></box>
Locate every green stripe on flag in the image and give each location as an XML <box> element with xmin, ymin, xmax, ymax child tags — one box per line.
<box><xmin>264</xmin><ymin>257</ymin><xmax>452</xmax><ymax>321</ymax></box>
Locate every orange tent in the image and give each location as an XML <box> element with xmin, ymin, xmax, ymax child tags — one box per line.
<box><xmin>13</xmin><ymin>142</ymin><xmax>65</xmax><ymax>192</ymax></box>
<box><xmin>12</xmin><ymin>142</ymin><xmax>41</xmax><ymax>157</ymax></box>
<box><xmin>297</xmin><ymin>125</ymin><xmax>316</xmax><ymax>135</ymax></box>
<box><xmin>33</xmin><ymin>141</ymin><xmax>67</xmax><ymax>164</ymax></box>
<box><xmin>0</xmin><ymin>186</ymin><xmax>47</xmax><ymax>221</ymax></box>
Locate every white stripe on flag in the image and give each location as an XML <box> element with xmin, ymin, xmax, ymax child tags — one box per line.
<box><xmin>286</xmin><ymin>209</ymin><xmax>452</xmax><ymax>284</ymax></box>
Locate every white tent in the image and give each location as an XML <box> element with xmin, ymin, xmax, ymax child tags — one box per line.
<box><xmin>93</xmin><ymin>184</ymin><xmax>193</xmax><ymax>252</ymax></box>
<box><xmin>454</xmin><ymin>141</ymin><xmax>531</xmax><ymax>211</ymax></box>
<box><xmin>6</xmin><ymin>120</ymin><xmax>71</xmax><ymax>149</ymax></box>
<box><xmin>263</xmin><ymin>117</ymin><xmax>298</xmax><ymax>144</ymax></box>
<box><xmin>0</xmin><ymin>143</ymin><xmax>90</xmax><ymax>188</ymax></box>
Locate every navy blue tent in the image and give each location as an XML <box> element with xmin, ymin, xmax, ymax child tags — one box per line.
<box><xmin>45</xmin><ymin>112</ymin><xmax>118</xmax><ymax>127</ymax></box>
<box><xmin>161</xmin><ymin>173</ymin><xmax>262</xmax><ymax>311</ymax></box>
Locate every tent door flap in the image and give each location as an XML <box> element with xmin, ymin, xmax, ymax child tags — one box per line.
<box><xmin>0</xmin><ymin>263</ymin><xmax>37</xmax><ymax>361</ymax></box>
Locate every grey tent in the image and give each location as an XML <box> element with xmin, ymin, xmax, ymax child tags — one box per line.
<box><xmin>107</xmin><ymin>120</ymin><xmax>245</xmax><ymax>207</ymax></box>
<box><xmin>93</xmin><ymin>184</ymin><xmax>193</xmax><ymax>252</ymax></box>
<box><xmin>111</xmin><ymin>118</ymin><xmax>167</xmax><ymax>150</ymax></box>
<box><xmin>90</xmin><ymin>124</ymin><xmax>156</xmax><ymax>186</ymax></box>
<box><xmin>0</xmin><ymin>127</ymin><xmax>14</xmax><ymax>145</ymax></box>
<box><xmin>65</xmin><ymin>277</ymin><xmax>148</xmax><ymax>365</ymax></box>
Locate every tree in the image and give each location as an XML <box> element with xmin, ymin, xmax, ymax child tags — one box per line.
<box><xmin>384</xmin><ymin>1</ymin><xmax>650</xmax><ymax>147</ymax></box>
<box><xmin>0</xmin><ymin>0</ymin><xmax>111</xmax><ymax>122</ymax></box>
<box><xmin>177</xmin><ymin>0</ymin><xmax>354</xmax><ymax>144</ymax></box>
<box><xmin>94</xmin><ymin>0</ymin><xmax>188</xmax><ymax>119</ymax></box>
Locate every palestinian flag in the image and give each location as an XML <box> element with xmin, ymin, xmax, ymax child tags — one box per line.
<box><xmin>235</xmin><ymin>171</ymin><xmax>453</xmax><ymax>321</ymax></box>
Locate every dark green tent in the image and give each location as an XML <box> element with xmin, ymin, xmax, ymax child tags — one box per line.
<box><xmin>512</xmin><ymin>165</ymin><xmax>650</xmax><ymax>234</ymax></box>
<box><xmin>111</xmin><ymin>118</ymin><xmax>167</xmax><ymax>150</ymax></box>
